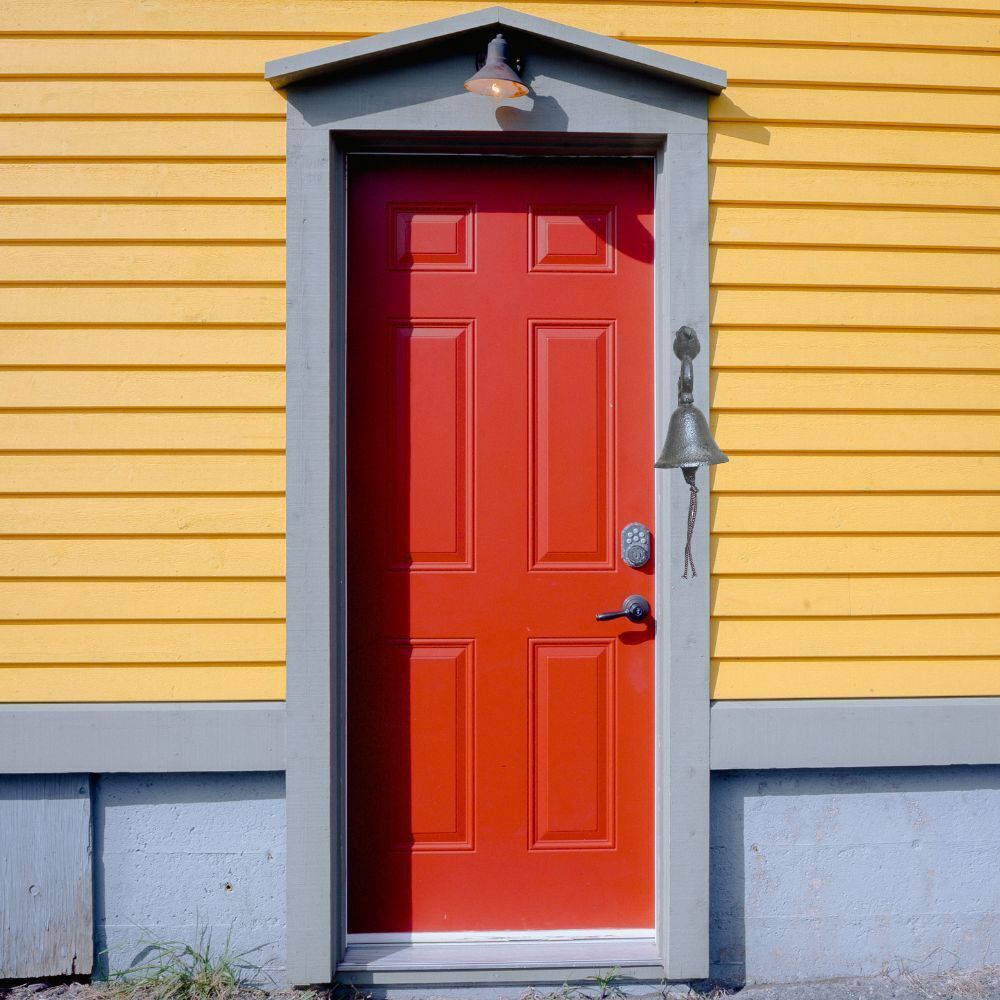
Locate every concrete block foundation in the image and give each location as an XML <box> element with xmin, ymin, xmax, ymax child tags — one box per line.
<box><xmin>92</xmin><ymin>772</ymin><xmax>286</xmax><ymax>984</ymax></box>
<box><xmin>710</xmin><ymin>766</ymin><xmax>1000</xmax><ymax>985</ymax></box>
<box><xmin>4</xmin><ymin>766</ymin><xmax>1000</xmax><ymax>987</ymax></box>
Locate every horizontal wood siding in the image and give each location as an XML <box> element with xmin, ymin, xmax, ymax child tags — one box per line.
<box><xmin>0</xmin><ymin>0</ymin><xmax>996</xmax><ymax>701</ymax></box>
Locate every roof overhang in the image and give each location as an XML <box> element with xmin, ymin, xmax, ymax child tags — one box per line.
<box><xmin>264</xmin><ymin>5</ymin><xmax>726</xmax><ymax>94</ymax></box>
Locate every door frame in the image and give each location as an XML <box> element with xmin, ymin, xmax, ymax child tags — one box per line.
<box><xmin>272</xmin><ymin>8</ymin><xmax>723</xmax><ymax>985</ymax></box>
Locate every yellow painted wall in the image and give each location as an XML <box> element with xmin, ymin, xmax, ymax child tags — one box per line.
<box><xmin>0</xmin><ymin>0</ymin><xmax>997</xmax><ymax>702</ymax></box>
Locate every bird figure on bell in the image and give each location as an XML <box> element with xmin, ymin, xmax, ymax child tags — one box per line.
<box><xmin>655</xmin><ymin>326</ymin><xmax>729</xmax><ymax>578</ymax></box>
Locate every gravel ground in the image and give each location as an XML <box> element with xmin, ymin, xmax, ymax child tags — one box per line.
<box><xmin>4</xmin><ymin>969</ymin><xmax>1000</xmax><ymax>1000</ymax></box>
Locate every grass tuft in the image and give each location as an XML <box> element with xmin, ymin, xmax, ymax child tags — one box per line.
<box><xmin>103</xmin><ymin>927</ymin><xmax>273</xmax><ymax>1000</ymax></box>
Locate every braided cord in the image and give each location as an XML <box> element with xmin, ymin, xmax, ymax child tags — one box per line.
<box><xmin>682</xmin><ymin>480</ymin><xmax>699</xmax><ymax>579</ymax></box>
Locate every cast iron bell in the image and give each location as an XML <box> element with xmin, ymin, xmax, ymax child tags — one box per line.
<box><xmin>657</xmin><ymin>403</ymin><xmax>729</xmax><ymax>471</ymax></box>
<box><xmin>655</xmin><ymin>326</ymin><xmax>729</xmax><ymax>578</ymax></box>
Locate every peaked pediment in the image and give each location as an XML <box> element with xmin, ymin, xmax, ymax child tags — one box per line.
<box><xmin>264</xmin><ymin>6</ymin><xmax>725</xmax><ymax>94</ymax></box>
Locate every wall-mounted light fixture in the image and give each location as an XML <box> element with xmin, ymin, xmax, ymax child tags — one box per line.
<box><xmin>655</xmin><ymin>326</ymin><xmax>729</xmax><ymax>579</ymax></box>
<box><xmin>464</xmin><ymin>33</ymin><xmax>528</xmax><ymax>99</ymax></box>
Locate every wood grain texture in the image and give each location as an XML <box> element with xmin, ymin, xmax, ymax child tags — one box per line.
<box><xmin>712</xmin><ymin>575</ymin><xmax>1000</xmax><ymax>617</ymax></box>
<box><xmin>711</xmin><ymin>536</ymin><xmax>1000</xmax><ymax>575</ymax></box>
<box><xmin>712</xmin><ymin>413</ymin><xmax>1000</xmax><ymax>453</ymax></box>
<box><xmin>0</xmin><ymin>538</ymin><xmax>284</xmax><ymax>577</ymax></box>
<box><xmin>711</xmin><ymin>659</ymin><xmax>1000</xmax><ymax>699</ymax></box>
<box><xmin>0</xmin><ymin>496</ymin><xmax>284</xmax><ymax>533</ymax></box>
<box><xmin>711</xmin><ymin>495</ymin><xmax>1000</xmax><ymax>533</ymax></box>
<box><xmin>710</xmin><ymin>206</ymin><xmax>1000</xmax><ymax>250</ymax></box>
<box><xmin>0</xmin><ymin>247</ymin><xmax>285</xmax><ymax>284</ymax></box>
<box><xmin>711</xmin><ymin>371</ymin><xmax>1000</xmax><ymax>411</ymax></box>
<box><xmin>0</xmin><ymin>622</ymin><xmax>284</xmax><ymax>663</ymax></box>
<box><xmin>0</xmin><ymin>455</ymin><xmax>283</xmax><ymax>493</ymax></box>
<box><xmin>0</xmin><ymin>580</ymin><xmax>284</xmax><ymax>619</ymax></box>
<box><xmin>0</xmin><ymin>665</ymin><xmax>284</xmax><ymax>701</ymax></box>
<box><xmin>709</xmin><ymin>252</ymin><xmax>1000</xmax><ymax>291</ymax></box>
<box><xmin>0</xmin><ymin>330</ymin><xmax>285</xmax><ymax>366</ymax></box>
<box><xmin>0</xmin><ymin>287</ymin><xmax>285</xmax><ymax>326</ymax></box>
<box><xmin>710</xmin><ymin>166</ymin><xmax>1000</xmax><ymax>210</ymax></box>
<box><xmin>0</xmin><ymin>414</ymin><xmax>284</xmax><ymax>451</ymax></box>
<box><xmin>1</xmin><ymin>1</ymin><xmax>994</xmax><ymax>46</ymax></box>
<box><xmin>0</xmin><ymin>162</ymin><xmax>284</xmax><ymax>200</ymax></box>
<box><xmin>0</xmin><ymin>372</ymin><xmax>283</xmax><ymax>409</ymax></box>
<box><xmin>2</xmin><ymin>0</ymin><xmax>997</xmax><ymax>702</ymax></box>
<box><xmin>0</xmin><ymin>775</ymin><xmax>92</xmax><ymax>977</ymax></box>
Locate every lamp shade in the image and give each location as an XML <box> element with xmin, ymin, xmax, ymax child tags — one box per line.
<box><xmin>464</xmin><ymin>34</ymin><xmax>528</xmax><ymax>99</ymax></box>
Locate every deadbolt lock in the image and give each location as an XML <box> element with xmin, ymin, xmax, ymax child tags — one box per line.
<box><xmin>621</xmin><ymin>522</ymin><xmax>651</xmax><ymax>569</ymax></box>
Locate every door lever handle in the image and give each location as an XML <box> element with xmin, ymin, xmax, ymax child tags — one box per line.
<box><xmin>596</xmin><ymin>595</ymin><xmax>651</xmax><ymax>623</ymax></box>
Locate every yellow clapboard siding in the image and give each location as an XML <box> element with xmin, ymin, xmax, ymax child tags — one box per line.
<box><xmin>712</xmin><ymin>413</ymin><xmax>1000</xmax><ymax>453</ymax></box>
<box><xmin>0</xmin><ymin>247</ymin><xmax>286</xmax><ymax>284</ymax></box>
<box><xmin>0</xmin><ymin>204</ymin><xmax>284</xmax><ymax>241</ymax></box>
<box><xmin>0</xmin><ymin>38</ymin><xmax>314</xmax><ymax>76</ymax></box>
<box><xmin>0</xmin><ymin>580</ymin><xmax>285</xmax><ymax>620</ymax></box>
<box><xmin>710</xmin><ymin>206</ymin><xmax>998</xmax><ymax>250</ymax></box>
<box><xmin>0</xmin><ymin>413</ymin><xmax>285</xmax><ymax>451</ymax></box>
<box><xmin>712</xmin><ymin>455</ymin><xmax>1000</xmax><ymax>493</ymax></box>
<box><xmin>0</xmin><ymin>163</ymin><xmax>285</xmax><ymax>201</ymax></box>
<box><xmin>710</xmin><ymin>124</ymin><xmax>1000</xmax><ymax>171</ymax></box>
<box><xmin>711</xmin><ymin>288</ymin><xmax>998</xmax><ymax>329</ymax></box>
<box><xmin>1</xmin><ymin>1</ymin><xmax>997</xmax><ymax>706</ymax></box>
<box><xmin>712</xmin><ymin>536</ymin><xmax>1000</xmax><ymax>575</ymax></box>
<box><xmin>713</xmin><ymin>87</ymin><xmax>1000</xmax><ymax>129</ymax></box>
<box><xmin>0</xmin><ymin>372</ymin><xmax>283</xmax><ymax>409</ymax></box>
<box><xmin>2</xmin><ymin>1</ymin><xmax>993</xmax><ymax>50</ymax></box>
<box><xmin>712</xmin><ymin>371</ymin><xmax>1000</xmax><ymax>410</ymax></box>
<box><xmin>711</xmin><ymin>495</ymin><xmax>1000</xmax><ymax>533</ymax></box>
<box><xmin>0</xmin><ymin>286</ymin><xmax>285</xmax><ymax>326</ymax></box>
<box><xmin>0</xmin><ymin>665</ymin><xmax>285</xmax><ymax>702</ymax></box>
<box><xmin>0</xmin><ymin>121</ymin><xmax>284</xmax><ymax>159</ymax></box>
<box><xmin>710</xmin><ymin>250</ymin><xmax>1000</xmax><ymax>291</ymax></box>
<box><xmin>0</xmin><ymin>497</ymin><xmax>284</xmax><ymax>534</ymax></box>
<box><xmin>746</xmin><ymin>329</ymin><xmax>989</xmax><ymax>378</ymax></box>
<box><xmin>712</xmin><ymin>575</ymin><xmax>1000</xmax><ymax>617</ymax></box>
<box><xmin>710</xmin><ymin>166</ymin><xmax>1000</xmax><ymax>210</ymax></box>
<box><xmin>0</xmin><ymin>538</ymin><xmax>284</xmax><ymax>577</ymax></box>
<box><xmin>713</xmin><ymin>616</ymin><xmax>1000</xmax><ymax>658</ymax></box>
<box><xmin>2</xmin><ymin>38</ymin><xmax>998</xmax><ymax>89</ymax></box>
<box><xmin>662</xmin><ymin>44</ymin><xmax>1000</xmax><ymax>90</ymax></box>
<box><xmin>0</xmin><ymin>455</ymin><xmax>284</xmax><ymax>494</ymax></box>
<box><xmin>712</xmin><ymin>330</ymin><xmax>1000</xmax><ymax>369</ymax></box>
<box><xmin>710</xmin><ymin>659</ymin><xmax>1000</xmax><ymax>699</ymax></box>
<box><xmin>0</xmin><ymin>80</ymin><xmax>286</xmax><ymax>117</ymax></box>
<box><xmin>0</xmin><ymin>621</ymin><xmax>284</xmax><ymax>663</ymax></box>
<box><xmin>0</xmin><ymin>330</ymin><xmax>284</xmax><ymax>366</ymax></box>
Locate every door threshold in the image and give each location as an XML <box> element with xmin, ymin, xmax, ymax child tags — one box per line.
<box><xmin>339</xmin><ymin>931</ymin><xmax>661</xmax><ymax>973</ymax></box>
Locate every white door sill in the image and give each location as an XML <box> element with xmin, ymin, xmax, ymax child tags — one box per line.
<box><xmin>339</xmin><ymin>932</ymin><xmax>661</xmax><ymax>972</ymax></box>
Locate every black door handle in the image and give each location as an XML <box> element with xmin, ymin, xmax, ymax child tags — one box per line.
<box><xmin>596</xmin><ymin>595</ymin><xmax>651</xmax><ymax>623</ymax></box>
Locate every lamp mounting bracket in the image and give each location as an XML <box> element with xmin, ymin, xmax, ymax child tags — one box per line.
<box><xmin>476</xmin><ymin>50</ymin><xmax>524</xmax><ymax>75</ymax></box>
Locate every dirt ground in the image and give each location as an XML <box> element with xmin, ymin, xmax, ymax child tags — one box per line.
<box><xmin>5</xmin><ymin>968</ymin><xmax>1000</xmax><ymax>1000</ymax></box>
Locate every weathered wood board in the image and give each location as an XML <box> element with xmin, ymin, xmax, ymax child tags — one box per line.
<box><xmin>0</xmin><ymin>775</ymin><xmax>93</xmax><ymax>977</ymax></box>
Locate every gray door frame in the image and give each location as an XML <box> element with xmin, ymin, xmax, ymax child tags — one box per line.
<box><xmin>272</xmin><ymin>8</ymin><xmax>724</xmax><ymax>985</ymax></box>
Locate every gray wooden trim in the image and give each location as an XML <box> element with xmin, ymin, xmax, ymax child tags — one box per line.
<box><xmin>710</xmin><ymin>698</ymin><xmax>1000</xmax><ymax>771</ymax></box>
<box><xmin>653</xmin><ymin>132</ymin><xmax>712</xmax><ymax>980</ymax></box>
<box><xmin>0</xmin><ymin>703</ymin><xmax>285</xmax><ymax>773</ymax></box>
<box><xmin>284</xmin><ymin>119</ymin><xmax>340</xmax><ymax>985</ymax></box>
<box><xmin>265</xmin><ymin>6</ymin><xmax>725</xmax><ymax>93</ymax></box>
<box><xmin>279</xmin><ymin>22</ymin><xmax>718</xmax><ymax>986</ymax></box>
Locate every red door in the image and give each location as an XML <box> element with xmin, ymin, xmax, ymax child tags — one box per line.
<box><xmin>347</xmin><ymin>156</ymin><xmax>655</xmax><ymax>933</ymax></box>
